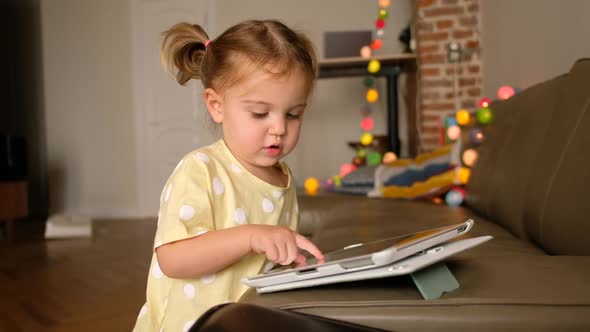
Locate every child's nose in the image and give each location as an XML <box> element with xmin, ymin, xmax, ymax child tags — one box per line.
<box><xmin>269</xmin><ymin>117</ymin><xmax>286</xmax><ymax>136</ymax></box>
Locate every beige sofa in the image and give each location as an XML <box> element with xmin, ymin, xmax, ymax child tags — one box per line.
<box><xmin>238</xmin><ymin>59</ymin><xmax>590</xmax><ymax>331</ymax></box>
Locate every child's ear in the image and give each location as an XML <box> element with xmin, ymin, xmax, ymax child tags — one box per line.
<box><xmin>203</xmin><ymin>88</ymin><xmax>223</xmax><ymax>123</ymax></box>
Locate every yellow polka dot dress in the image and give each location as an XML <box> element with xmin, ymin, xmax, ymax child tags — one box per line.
<box><xmin>132</xmin><ymin>139</ymin><xmax>299</xmax><ymax>331</ymax></box>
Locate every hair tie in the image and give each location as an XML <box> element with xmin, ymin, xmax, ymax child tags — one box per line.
<box><xmin>204</xmin><ymin>40</ymin><xmax>211</xmax><ymax>48</ymax></box>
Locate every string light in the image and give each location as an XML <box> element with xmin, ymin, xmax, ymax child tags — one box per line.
<box><xmin>497</xmin><ymin>85</ymin><xmax>515</xmax><ymax>100</ymax></box>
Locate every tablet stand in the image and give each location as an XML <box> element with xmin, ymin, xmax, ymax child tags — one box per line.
<box><xmin>410</xmin><ymin>262</ymin><xmax>459</xmax><ymax>300</ymax></box>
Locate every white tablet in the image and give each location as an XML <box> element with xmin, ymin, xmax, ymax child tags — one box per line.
<box><xmin>242</xmin><ymin>219</ymin><xmax>474</xmax><ymax>288</ymax></box>
<box><xmin>254</xmin><ymin>235</ymin><xmax>493</xmax><ymax>293</ymax></box>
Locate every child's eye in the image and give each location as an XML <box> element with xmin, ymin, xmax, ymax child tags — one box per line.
<box><xmin>286</xmin><ymin>113</ymin><xmax>301</xmax><ymax>119</ymax></box>
<box><xmin>252</xmin><ymin>112</ymin><xmax>268</xmax><ymax>119</ymax></box>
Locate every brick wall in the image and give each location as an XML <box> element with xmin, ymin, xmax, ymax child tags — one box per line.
<box><xmin>414</xmin><ymin>0</ymin><xmax>481</xmax><ymax>152</ymax></box>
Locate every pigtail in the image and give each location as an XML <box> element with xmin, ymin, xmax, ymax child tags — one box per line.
<box><xmin>161</xmin><ymin>23</ymin><xmax>210</xmax><ymax>85</ymax></box>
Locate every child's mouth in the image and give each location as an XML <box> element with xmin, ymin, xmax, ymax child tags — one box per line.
<box><xmin>264</xmin><ymin>145</ymin><xmax>281</xmax><ymax>157</ymax></box>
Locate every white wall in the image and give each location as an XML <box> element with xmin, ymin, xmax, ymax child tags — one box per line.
<box><xmin>41</xmin><ymin>0</ymin><xmax>137</xmax><ymax>217</ymax></box>
<box><xmin>481</xmin><ymin>0</ymin><xmax>590</xmax><ymax>98</ymax></box>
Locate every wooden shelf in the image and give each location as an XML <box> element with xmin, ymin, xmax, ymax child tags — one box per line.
<box><xmin>317</xmin><ymin>53</ymin><xmax>418</xmax><ymax>156</ymax></box>
<box><xmin>319</xmin><ymin>53</ymin><xmax>417</xmax><ymax>67</ymax></box>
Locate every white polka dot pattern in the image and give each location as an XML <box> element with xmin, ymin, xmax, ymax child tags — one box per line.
<box><xmin>179</xmin><ymin>205</ymin><xmax>195</xmax><ymax>221</ymax></box>
<box><xmin>201</xmin><ymin>274</ymin><xmax>216</xmax><ymax>284</ymax></box>
<box><xmin>231</xmin><ymin>163</ymin><xmax>242</xmax><ymax>173</ymax></box>
<box><xmin>152</xmin><ymin>262</ymin><xmax>163</xmax><ymax>279</ymax></box>
<box><xmin>212</xmin><ymin>176</ymin><xmax>224</xmax><ymax>195</ymax></box>
<box><xmin>262</xmin><ymin>198</ymin><xmax>274</xmax><ymax>213</ymax></box>
<box><xmin>195</xmin><ymin>152</ymin><xmax>210</xmax><ymax>163</ymax></box>
<box><xmin>234</xmin><ymin>208</ymin><xmax>247</xmax><ymax>225</ymax></box>
<box><xmin>138</xmin><ymin>303</ymin><xmax>148</xmax><ymax>318</ymax></box>
<box><xmin>183</xmin><ymin>284</ymin><xmax>195</xmax><ymax>299</ymax></box>
<box><xmin>273</xmin><ymin>190</ymin><xmax>282</xmax><ymax>198</ymax></box>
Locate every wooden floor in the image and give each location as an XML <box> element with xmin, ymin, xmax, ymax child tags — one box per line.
<box><xmin>0</xmin><ymin>218</ymin><xmax>157</xmax><ymax>332</ymax></box>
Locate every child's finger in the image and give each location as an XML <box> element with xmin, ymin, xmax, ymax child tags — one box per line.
<box><xmin>294</xmin><ymin>233</ymin><xmax>324</xmax><ymax>261</ymax></box>
<box><xmin>293</xmin><ymin>254</ymin><xmax>307</xmax><ymax>268</ymax></box>
<box><xmin>284</xmin><ymin>240</ymin><xmax>298</xmax><ymax>265</ymax></box>
<box><xmin>264</xmin><ymin>242</ymin><xmax>279</xmax><ymax>262</ymax></box>
<box><xmin>276</xmin><ymin>242</ymin><xmax>288</xmax><ymax>265</ymax></box>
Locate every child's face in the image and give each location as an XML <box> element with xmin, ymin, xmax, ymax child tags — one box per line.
<box><xmin>207</xmin><ymin>67</ymin><xmax>310</xmax><ymax>175</ymax></box>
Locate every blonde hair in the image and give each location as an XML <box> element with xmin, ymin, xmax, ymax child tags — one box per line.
<box><xmin>161</xmin><ymin>20</ymin><xmax>317</xmax><ymax>92</ymax></box>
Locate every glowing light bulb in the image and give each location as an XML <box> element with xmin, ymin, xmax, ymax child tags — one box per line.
<box><xmin>367</xmin><ymin>59</ymin><xmax>381</xmax><ymax>73</ymax></box>
<box><xmin>323</xmin><ymin>178</ymin><xmax>334</xmax><ymax>191</ymax></box>
<box><xmin>497</xmin><ymin>85</ymin><xmax>515</xmax><ymax>100</ymax></box>
<box><xmin>353</xmin><ymin>156</ymin><xmax>363</xmax><ymax>166</ymax></box>
<box><xmin>379</xmin><ymin>0</ymin><xmax>391</xmax><ymax>8</ymax></box>
<box><xmin>376</xmin><ymin>18</ymin><xmax>386</xmax><ymax>29</ymax></box>
<box><xmin>360</xmin><ymin>46</ymin><xmax>372</xmax><ymax>59</ymax></box>
<box><xmin>462</xmin><ymin>148</ymin><xmax>478</xmax><ymax>167</ymax></box>
<box><xmin>361</xmin><ymin>117</ymin><xmax>374</xmax><ymax>131</ymax></box>
<box><xmin>478</xmin><ymin>97</ymin><xmax>491</xmax><ymax>108</ymax></box>
<box><xmin>447</xmin><ymin>125</ymin><xmax>461</xmax><ymax>141</ymax></box>
<box><xmin>370</xmin><ymin>39</ymin><xmax>383</xmax><ymax>50</ymax></box>
<box><xmin>366</xmin><ymin>88</ymin><xmax>379</xmax><ymax>103</ymax></box>
<box><xmin>470</xmin><ymin>128</ymin><xmax>485</xmax><ymax>143</ymax></box>
<box><xmin>457</xmin><ymin>167</ymin><xmax>471</xmax><ymax>184</ymax></box>
<box><xmin>456</xmin><ymin>109</ymin><xmax>471</xmax><ymax>126</ymax></box>
<box><xmin>340</xmin><ymin>164</ymin><xmax>356</xmax><ymax>177</ymax></box>
<box><xmin>332</xmin><ymin>175</ymin><xmax>342</xmax><ymax>187</ymax></box>
<box><xmin>304</xmin><ymin>177</ymin><xmax>319</xmax><ymax>195</ymax></box>
<box><xmin>360</xmin><ymin>132</ymin><xmax>374</xmax><ymax>146</ymax></box>
<box><xmin>476</xmin><ymin>107</ymin><xmax>493</xmax><ymax>124</ymax></box>
<box><xmin>367</xmin><ymin>151</ymin><xmax>382</xmax><ymax>166</ymax></box>
<box><xmin>445</xmin><ymin>189</ymin><xmax>464</xmax><ymax>207</ymax></box>
<box><xmin>383</xmin><ymin>151</ymin><xmax>397</xmax><ymax>163</ymax></box>
<box><xmin>358</xmin><ymin>149</ymin><xmax>367</xmax><ymax>158</ymax></box>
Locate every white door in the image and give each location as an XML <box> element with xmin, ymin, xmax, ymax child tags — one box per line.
<box><xmin>131</xmin><ymin>0</ymin><xmax>216</xmax><ymax>216</ymax></box>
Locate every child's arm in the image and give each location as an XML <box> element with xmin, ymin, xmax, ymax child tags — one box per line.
<box><xmin>156</xmin><ymin>224</ymin><xmax>323</xmax><ymax>279</ymax></box>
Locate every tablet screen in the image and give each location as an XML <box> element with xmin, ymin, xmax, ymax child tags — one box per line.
<box><xmin>266</xmin><ymin>223</ymin><xmax>464</xmax><ymax>274</ymax></box>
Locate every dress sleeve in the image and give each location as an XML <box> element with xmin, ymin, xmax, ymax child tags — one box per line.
<box><xmin>153</xmin><ymin>154</ymin><xmax>215</xmax><ymax>249</ymax></box>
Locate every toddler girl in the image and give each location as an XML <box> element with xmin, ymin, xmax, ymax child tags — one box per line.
<box><xmin>132</xmin><ymin>19</ymin><xmax>324</xmax><ymax>331</ymax></box>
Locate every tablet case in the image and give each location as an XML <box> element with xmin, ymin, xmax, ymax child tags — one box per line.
<box><xmin>243</xmin><ymin>220</ymin><xmax>474</xmax><ymax>288</ymax></box>
<box><xmin>252</xmin><ymin>236</ymin><xmax>492</xmax><ymax>294</ymax></box>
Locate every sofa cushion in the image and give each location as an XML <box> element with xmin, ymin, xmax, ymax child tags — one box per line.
<box><xmin>466</xmin><ymin>58</ymin><xmax>590</xmax><ymax>255</ymax></box>
<box><xmin>298</xmin><ymin>196</ymin><xmax>544</xmax><ymax>256</ymax></box>
<box><xmin>465</xmin><ymin>72</ymin><xmax>567</xmax><ymax>239</ymax></box>
<box><xmin>523</xmin><ymin>58</ymin><xmax>590</xmax><ymax>255</ymax></box>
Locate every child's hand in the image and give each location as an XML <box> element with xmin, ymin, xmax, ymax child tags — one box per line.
<box><xmin>249</xmin><ymin>225</ymin><xmax>324</xmax><ymax>266</ymax></box>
